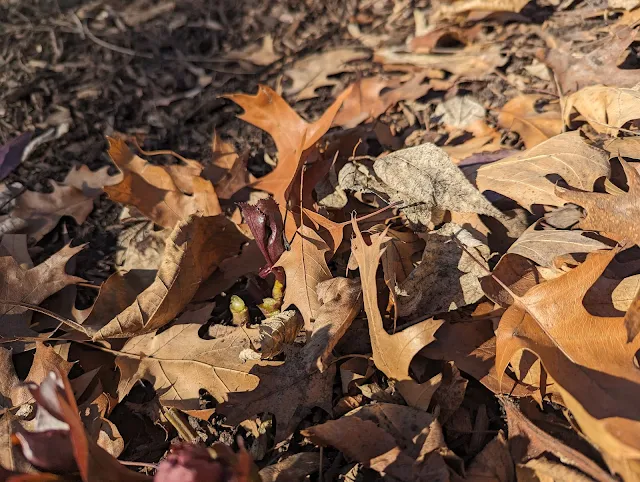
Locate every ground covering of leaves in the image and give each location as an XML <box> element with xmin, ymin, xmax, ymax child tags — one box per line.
<box><xmin>4</xmin><ymin>0</ymin><xmax>640</xmax><ymax>480</ymax></box>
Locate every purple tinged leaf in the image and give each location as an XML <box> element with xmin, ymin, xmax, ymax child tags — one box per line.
<box><xmin>0</xmin><ymin>132</ymin><xmax>33</xmax><ymax>181</ymax></box>
<box><xmin>14</xmin><ymin>429</ymin><xmax>76</xmax><ymax>473</ymax></box>
<box><xmin>239</xmin><ymin>198</ymin><xmax>285</xmax><ymax>281</ymax></box>
<box><xmin>154</xmin><ymin>444</ymin><xmax>224</xmax><ymax>482</ymax></box>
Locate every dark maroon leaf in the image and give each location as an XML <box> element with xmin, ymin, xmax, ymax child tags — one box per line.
<box><xmin>239</xmin><ymin>198</ymin><xmax>285</xmax><ymax>281</ymax></box>
<box><xmin>14</xmin><ymin>429</ymin><xmax>76</xmax><ymax>474</ymax></box>
<box><xmin>0</xmin><ymin>132</ymin><xmax>33</xmax><ymax>181</ymax></box>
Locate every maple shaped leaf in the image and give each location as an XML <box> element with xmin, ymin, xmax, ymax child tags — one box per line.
<box><xmin>0</xmin><ymin>243</ymin><xmax>84</xmax><ymax>350</ymax></box>
<box><xmin>556</xmin><ymin>158</ymin><xmax>640</xmax><ymax>246</ymax></box>
<box><xmin>495</xmin><ymin>249</ymin><xmax>640</xmax><ymax>475</ymax></box>
<box><xmin>544</xmin><ymin>26</ymin><xmax>640</xmax><ymax>93</ymax></box>
<box><xmin>104</xmin><ymin>138</ymin><xmax>220</xmax><ymax>228</ymax></box>
<box><xmin>223</xmin><ymin>85</ymin><xmax>352</xmax><ymax>205</ymax></box>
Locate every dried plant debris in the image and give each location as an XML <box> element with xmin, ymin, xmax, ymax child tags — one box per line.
<box><xmin>5</xmin><ymin>1</ymin><xmax>640</xmax><ymax>480</ymax></box>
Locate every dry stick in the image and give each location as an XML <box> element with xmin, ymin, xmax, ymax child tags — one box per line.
<box><xmin>0</xmin><ymin>299</ymin><xmax>86</xmax><ymax>333</ymax></box>
<box><xmin>163</xmin><ymin>406</ymin><xmax>199</xmax><ymax>443</ymax></box>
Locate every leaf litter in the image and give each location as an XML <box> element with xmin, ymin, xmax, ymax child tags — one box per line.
<box><xmin>5</xmin><ymin>1</ymin><xmax>640</xmax><ymax>481</ymax></box>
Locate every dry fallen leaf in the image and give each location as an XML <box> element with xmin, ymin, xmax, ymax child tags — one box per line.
<box><xmin>503</xmin><ymin>399</ymin><xmax>616</xmax><ymax>482</ymax></box>
<box><xmin>0</xmin><ymin>343</ymin><xmax>73</xmax><ymax>409</ymax></box>
<box><xmin>224</xmin><ymin>35</ymin><xmax>280</xmax><ymax>66</ymax></box>
<box><xmin>10</xmin><ymin>183</ymin><xmax>95</xmax><ymax>242</ymax></box>
<box><xmin>556</xmin><ymin>159</ymin><xmax>640</xmax><ymax>245</ymax></box>
<box><xmin>351</xmin><ymin>221</ymin><xmax>444</xmax><ymax>382</ymax></box>
<box><xmin>80</xmin><ymin>214</ymin><xmax>245</xmax><ymax>339</ymax></box>
<box><xmin>435</xmin><ymin>96</ymin><xmax>486</xmax><ymax>131</ymax></box>
<box><xmin>224</xmin><ymin>85</ymin><xmax>352</xmax><ymax>205</ymax></box>
<box><xmin>205</xmin><ymin>132</ymin><xmax>256</xmax><ymax>199</ymax></box>
<box><xmin>374</xmin><ymin>43</ymin><xmax>507</xmax><ymax>78</ymax></box>
<box><xmin>258</xmin><ymin>453</ymin><xmax>319</xmax><ymax>482</ymax></box>
<box><xmin>302</xmin><ymin>403</ymin><xmax>454</xmax><ymax>481</ymax></box>
<box><xmin>544</xmin><ymin>26</ymin><xmax>640</xmax><ymax>93</ymax></box>
<box><xmin>302</xmin><ymin>277</ymin><xmax>363</xmax><ymax>372</ymax></box>
<box><xmin>506</xmin><ymin>224</ymin><xmax>613</xmax><ymax>268</ymax></box>
<box><xmin>333</xmin><ymin>74</ymin><xmax>431</xmax><ymax>129</ymax></box>
<box><xmin>341</xmin><ymin>143</ymin><xmax>503</xmax><ymax>226</ymax></box>
<box><xmin>396</xmin><ymin>224</ymin><xmax>490</xmax><ymax>319</ymax></box>
<box><xmin>274</xmin><ymin>224</ymin><xmax>332</xmax><ymax>330</ymax></box>
<box><xmin>497</xmin><ymin>95</ymin><xmax>563</xmax><ymax>149</ymax></box>
<box><xmin>104</xmin><ymin>138</ymin><xmax>220</xmax><ymax>228</ymax></box>
<box><xmin>564</xmin><ymin>85</ymin><xmax>640</xmax><ymax>135</ymax></box>
<box><xmin>495</xmin><ymin>249</ymin><xmax>640</xmax><ymax>478</ymax></box>
<box><xmin>474</xmin><ymin>131</ymin><xmax>611</xmax><ymax>211</ymax></box>
<box><xmin>218</xmin><ymin>347</ymin><xmax>336</xmax><ymax>443</ymax></box>
<box><xmin>0</xmin><ymin>243</ymin><xmax>84</xmax><ymax>350</ymax></box>
<box><xmin>283</xmin><ymin>48</ymin><xmax>369</xmax><ymax>101</ymax></box>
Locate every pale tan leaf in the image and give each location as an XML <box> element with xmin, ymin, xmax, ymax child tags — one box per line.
<box><xmin>497</xmin><ymin>95</ymin><xmax>562</xmax><ymax>149</ymax></box>
<box><xmin>564</xmin><ymin>85</ymin><xmax>640</xmax><ymax>135</ymax></box>
<box><xmin>475</xmin><ymin>131</ymin><xmax>610</xmax><ymax>211</ymax></box>
<box><xmin>275</xmin><ymin>225</ymin><xmax>331</xmax><ymax>330</ymax></box>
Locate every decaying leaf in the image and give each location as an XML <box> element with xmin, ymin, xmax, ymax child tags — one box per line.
<box><xmin>395</xmin><ymin>223</ymin><xmax>490</xmax><ymax>319</ymax></box>
<box><xmin>497</xmin><ymin>95</ymin><xmax>563</xmax><ymax>149</ymax></box>
<box><xmin>544</xmin><ymin>26</ymin><xmax>640</xmax><ymax>93</ymax></box>
<box><xmin>435</xmin><ymin>96</ymin><xmax>486</xmax><ymax>130</ymax></box>
<box><xmin>283</xmin><ymin>48</ymin><xmax>369</xmax><ymax>101</ymax></box>
<box><xmin>274</xmin><ymin>224</ymin><xmax>331</xmax><ymax>330</ymax></box>
<box><xmin>340</xmin><ymin>143</ymin><xmax>503</xmax><ymax>226</ymax></box>
<box><xmin>258</xmin><ymin>310</ymin><xmax>303</xmax><ymax>359</ymax></box>
<box><xmin>475</xmin><ymin>131</ymin><xmax>611</xmax><ymax>211</ymax></box>
<box><xmin>80</xmin><ymin>215</ymin><xmax>245</xmax><ymax>339</ymax></box>
<box><xmin>556</xmin><ymin>159</ymin><xmax>640</xmax><ymax>245</ymax></box>
<box><xmin>303</xmin><ymin>277</ymin><xmax>363</xmax><ymax>372</ymax></box>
